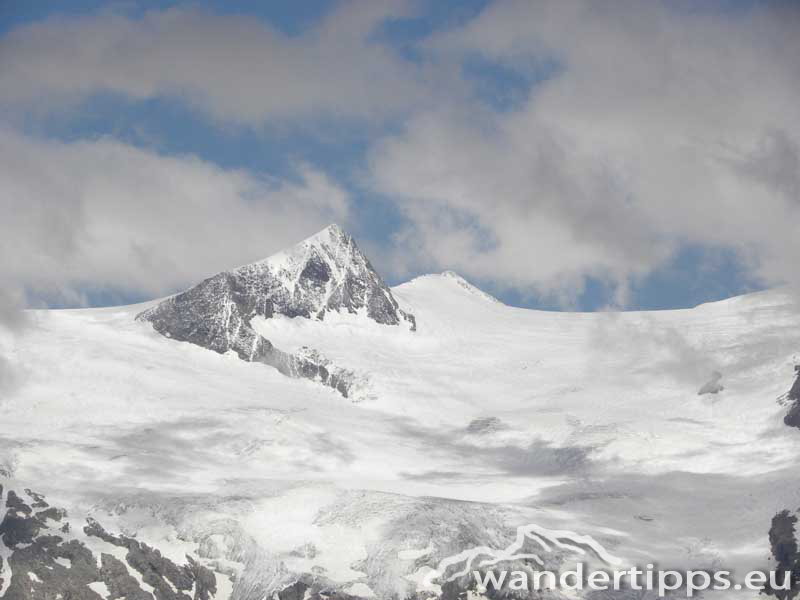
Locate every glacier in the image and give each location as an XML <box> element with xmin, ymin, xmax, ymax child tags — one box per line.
<box><xmin>2</xmin><ymin>225</ymin><xmax>800</xmax><ymax>599</ymax></box>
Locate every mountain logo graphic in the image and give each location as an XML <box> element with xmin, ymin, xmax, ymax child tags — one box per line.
<box><xmin>423</xmin><ymin>523</ymin><xmax>622</xmax><ymax>586</ymax></box>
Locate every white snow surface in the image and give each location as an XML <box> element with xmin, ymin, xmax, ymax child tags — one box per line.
<box><xmin>249</xmin><ymin>223</ymin><xmax>351</xmax><ymax>281</ymax></box>
<box><xmin>4</xmin><ymin>271</ymin><xmax>800</xmax><ymax>598</ymax></box>
<box><xmin>87</xmin><ymin>581</ymin><xmax>110</xmax><ymax>598</ymax></box>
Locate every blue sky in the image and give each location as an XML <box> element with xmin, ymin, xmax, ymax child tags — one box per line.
<box><xmin>1</xmin><ymin>0</ymin><xmax>797</xmax><ymax>312</ymax></box>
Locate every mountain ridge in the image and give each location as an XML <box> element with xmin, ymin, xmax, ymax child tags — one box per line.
<box><xmin>5</xmin><ymin>250</ymin><xmax>800</xmax><ymax>599</ymax></box>
<box><xmin>136</xmin><ymin>224</ymin><xmax>414</xmax><ymax>396</ymax></box>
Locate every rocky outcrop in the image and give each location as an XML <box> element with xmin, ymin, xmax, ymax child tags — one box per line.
<box><xmin>784</xmin><ymin>366</ymin><xmax>800</xmax><ymax>429</ymax></box>
<box><xmin>766</xmin><ymin>510</ymin><xmax>800</xmax><ymax>598</ymax></box>
<box><xmin>136</xmin><ymin>225</ymin><xmax>414</xmax><ymax>397</ymax></box>
<box><xmin>0</xmin><ymin>485</ymin><xmax>566</xmax><ymax>600</ymax></box>
<box><xmin>0</xmin><ymin>485</ymin><xmax>218</xmax><ymax>600</ymax></box>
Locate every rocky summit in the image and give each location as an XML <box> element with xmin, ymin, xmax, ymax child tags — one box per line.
<box><xmin>783</xmin><ymin>366</ymin><xmax>800</xmax><ymax>429</ymax></box>
<box><xmin>136</xmin><ymin>225</ymin><xmax>415</xmax><ymax>396</ymax></box>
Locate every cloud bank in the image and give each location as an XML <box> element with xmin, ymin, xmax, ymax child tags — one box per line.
<box><xmin>0</xmin><ymin>129</ymin><xmax>350</xmax><ymax>305</ymax></box>
<box><xmin>366</xmin><ymin>0</ymin><xmax>800</xmax><ymax>304</ymax></box>
<box><xmin>1</xmin><ymin>0</ymin><xmax>799</xmax><ymax>309</ymax></box>
<box><xmin>0</xmin><ymin>2</ymin><xmax>430</xmax><ymax>125</ymax></box>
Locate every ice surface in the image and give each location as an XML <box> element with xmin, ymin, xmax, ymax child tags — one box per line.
<box><xmin>3</xmin><ymin>249</ymin><xmax>800</xmax><ymax>598</ymax></box>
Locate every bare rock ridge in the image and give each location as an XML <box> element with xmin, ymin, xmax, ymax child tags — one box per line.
<box><xmin>784</xmin><ymin>366</ymin><xmax>800</xmax><ymax>429</ymax></box>
<box><xmin>1</xmin><ymin>485</ymin><xmax>492</xmax><ymax>600</ymax></box>
<box><xmin>136</xmin><ymin>225</ymin><xmax>415</xmax><ymax>397</ymax></box>
<box><xmin>0</xmin><ymin>485</ymin><xmax>371</xmax><ymax>600</ymax></box>
<box><xmin>769</xmin><ymin>366</ymin><xmax>800</xmax><ymax>599</ymax></box>
<box><xmin>0</xmin><ymin>485</ymin><xmax>218</xmax><ymax>600</ymax></box>
<box><xmin>767</xmin><ymin>509</ymin><xmax>800</xmax><ymax>598</ymax></box>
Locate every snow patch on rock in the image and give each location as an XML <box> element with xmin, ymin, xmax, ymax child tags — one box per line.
<box><xmin>136</xmin><ymin>225</ymin><xmax>415</xmax><ymax>397</ymax></box>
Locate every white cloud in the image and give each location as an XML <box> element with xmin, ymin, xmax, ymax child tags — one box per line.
<box><xmin>367</xmin><ymin>0</ymin><xmax>800</xmax><ymax>305</ymax></box>
<box><xmin>0</xmin><ymin>129</ymin><xmax>350</xmax><ymax>304</ymax></box>
<box><xmin>2</xmin><ymin>0</ymin><xmax>800</xmax><ymax>309</ymax></box>
<box><xmin>0</xmin><ymin>1</ymin><xmax>429</xmax><ymax>124</ymax></box>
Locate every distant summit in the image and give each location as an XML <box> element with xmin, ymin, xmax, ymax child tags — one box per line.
<box><xmin>137</xmin><ymin>224</ymin><xmax>415</xmax><ymax>396</ymax></box>
<box><xmin>243</xmin><ymin>224</ymin><xmax>415</xmax><ymax>328</ymax></box>
<box><xmin>440</xmin><ymin>270</ymin><xmax>502</xmax><ymax>304</ymax></box>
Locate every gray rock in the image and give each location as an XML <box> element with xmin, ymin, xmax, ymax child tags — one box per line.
<box><xmin>137</xmin><ymin>225</ymin><xmax>414</xmax><ymax>397</ymax></box>
<box><xmin>784</xmin><ymin>366</ymin><xmax>800</xmax><ymax>429</ymax></box>
<box><xmin>766</xmin><ymin>509</ymin><xmax>800</xmax><ymax>598</ymax></box>
<box><xmin>0</xmin><ymin>487</ymin><xmax>218</xmax><ymax>600</ymax></box>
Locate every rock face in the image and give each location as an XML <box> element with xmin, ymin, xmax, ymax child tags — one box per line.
<box><xmin>0</xmin><ymin>485</ymin><xmax>495</xmax><ymax>600</ymax></box>
<box><xmin>784</xmin><ymin>366</ymin><xmax>800</xmax><ymax>429</ymax></box>
<box><xmin>767</xmin><ymin>510</ymin><xmax>800</xmax><ymax>598</ymax></box>
<box><xmin>0</xmin><ymin>485</ymin><xmax>218</xmax><ymax>600</ymax></box>
<box><xmin>0</xmin><ymin>485</ymin><xmax>367</xmax><ymax>600</ymax></box>
<box><xmin>136</xmin><ymin>225</ymin><xmax>415</xmax><ymax>397</ymax></box>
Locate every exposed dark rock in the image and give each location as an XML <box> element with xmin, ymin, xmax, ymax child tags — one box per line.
<box><xmin>1</xmin><ymin>494</ymin><xmax>42</xmax><ymax>547</ymax></box>
<box><xmin>35</xmin><ymin>507</ymin><xmax>66</xmax><ymax>523</ymax></box>
<box><xmin>3</xmin><ymin>536</ymin><xmax>103</xmax><ymax>600</ymax></box>
<box><xmin>187</xmin><ymin>557</ymin><xmax>217</xmax><ymax>600</ymax></box>
<box><xmin>5</xmin><ymin>492</ymin><xmax>31</xmax><ymax>516</ymax></box>
<box><xmin>766</xmin><ymin>510</ymin><xmax>800</xmax><ymax>598</ymax></box>
<box><xmin>0</xmin><ymin>485</ymin><xmax>509</xmax><ymax>600</ymax></box>
<box><xmin>276</xmin><ymin>580</ymin><xmax>362</xmax><ymax>600</ymax></box>
<box><xmin>84</xmin><ymin>517</ymin><xmax>199</xmax><ymax>600</ymax></box>
<box><xmin>137</xmin><ymin>225</ymin><xmax>414</xmax><ymax>397</ymax></box>
<box><xmin>1</xmin><ymin>489</ymin><xmax>107</xmax><ymax>600</ymax></box>
<box><xmin>100</xmin><ymin>553</ymin><xmax>154</xmax><ymax>600</ymax></box>
<box><xmin>785</xmin><ymin>366</ymin><xmax>800</xmax><ymax>429</ymax></box>
<box><xmin>0</xmin><ymin>487</ymin><xmax>219</xmax><ymax>600</ymax></box>
<box><xmin>277</xmin><ymin>580</ymin><xmax>308</xmax><ymax>600</ymax></box>
<box><xmin>23</xmin><ymin>491</ymin><xmax>47</xmax><ymax>510</ymax></box>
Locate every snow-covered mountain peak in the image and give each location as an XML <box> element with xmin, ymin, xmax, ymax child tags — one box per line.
<box><xmin>136</xmin><ymin>225</ymin><xmax>415</xmax><ymax>395</ymax></box>
<box><xmin>248</xmin><ymin>224</ymin><xmax>379</xmax><ymax>301</ymax></box>
<box><xmin>253</xmin><ymin>223</ymin><xmax>350</xmax><ymax>273</ymax></box>
<box><xmin>140</xmin><ymin>223</ymin><xmax>414</xmax><ymax>330</ymax></box>
<box><xmin>304</xmin><ymin>222</ymin><xmax>347</xmax><ymax>245</ymax></box>
<box><xmin>439</xmin><ymin>270</ymin><xmax>502</xmax><ymax>304</ymax></box>
<box><xmin>219</xmin><ymin>223</ymin><xmax>415</xmax><ymax>328</ymax></box>
<box><xmin>397</xmin><ymin>271</ymin><xmax>502</xmax><ymax>307</ymax></box>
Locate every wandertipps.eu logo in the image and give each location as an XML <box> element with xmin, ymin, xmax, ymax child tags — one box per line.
<box><xmin>421</xmin><ymin>522</ymin><xmax>621</xmax><ymax>593</ymax></box>
<box><xmin>417</xmin><ymin>523</ymin><xmax>795</xmax><ymax>597</ymax></box>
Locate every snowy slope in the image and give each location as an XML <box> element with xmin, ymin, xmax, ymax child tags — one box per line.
<box><xmin>4</xmin><ymin>227</ymin><xmax>800</xmax><ymax>599</ymax></box>
<box><xmin>136</xmin><ymin>224</ymin><xmax>414</xmax><ymax>398</ymax></box>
